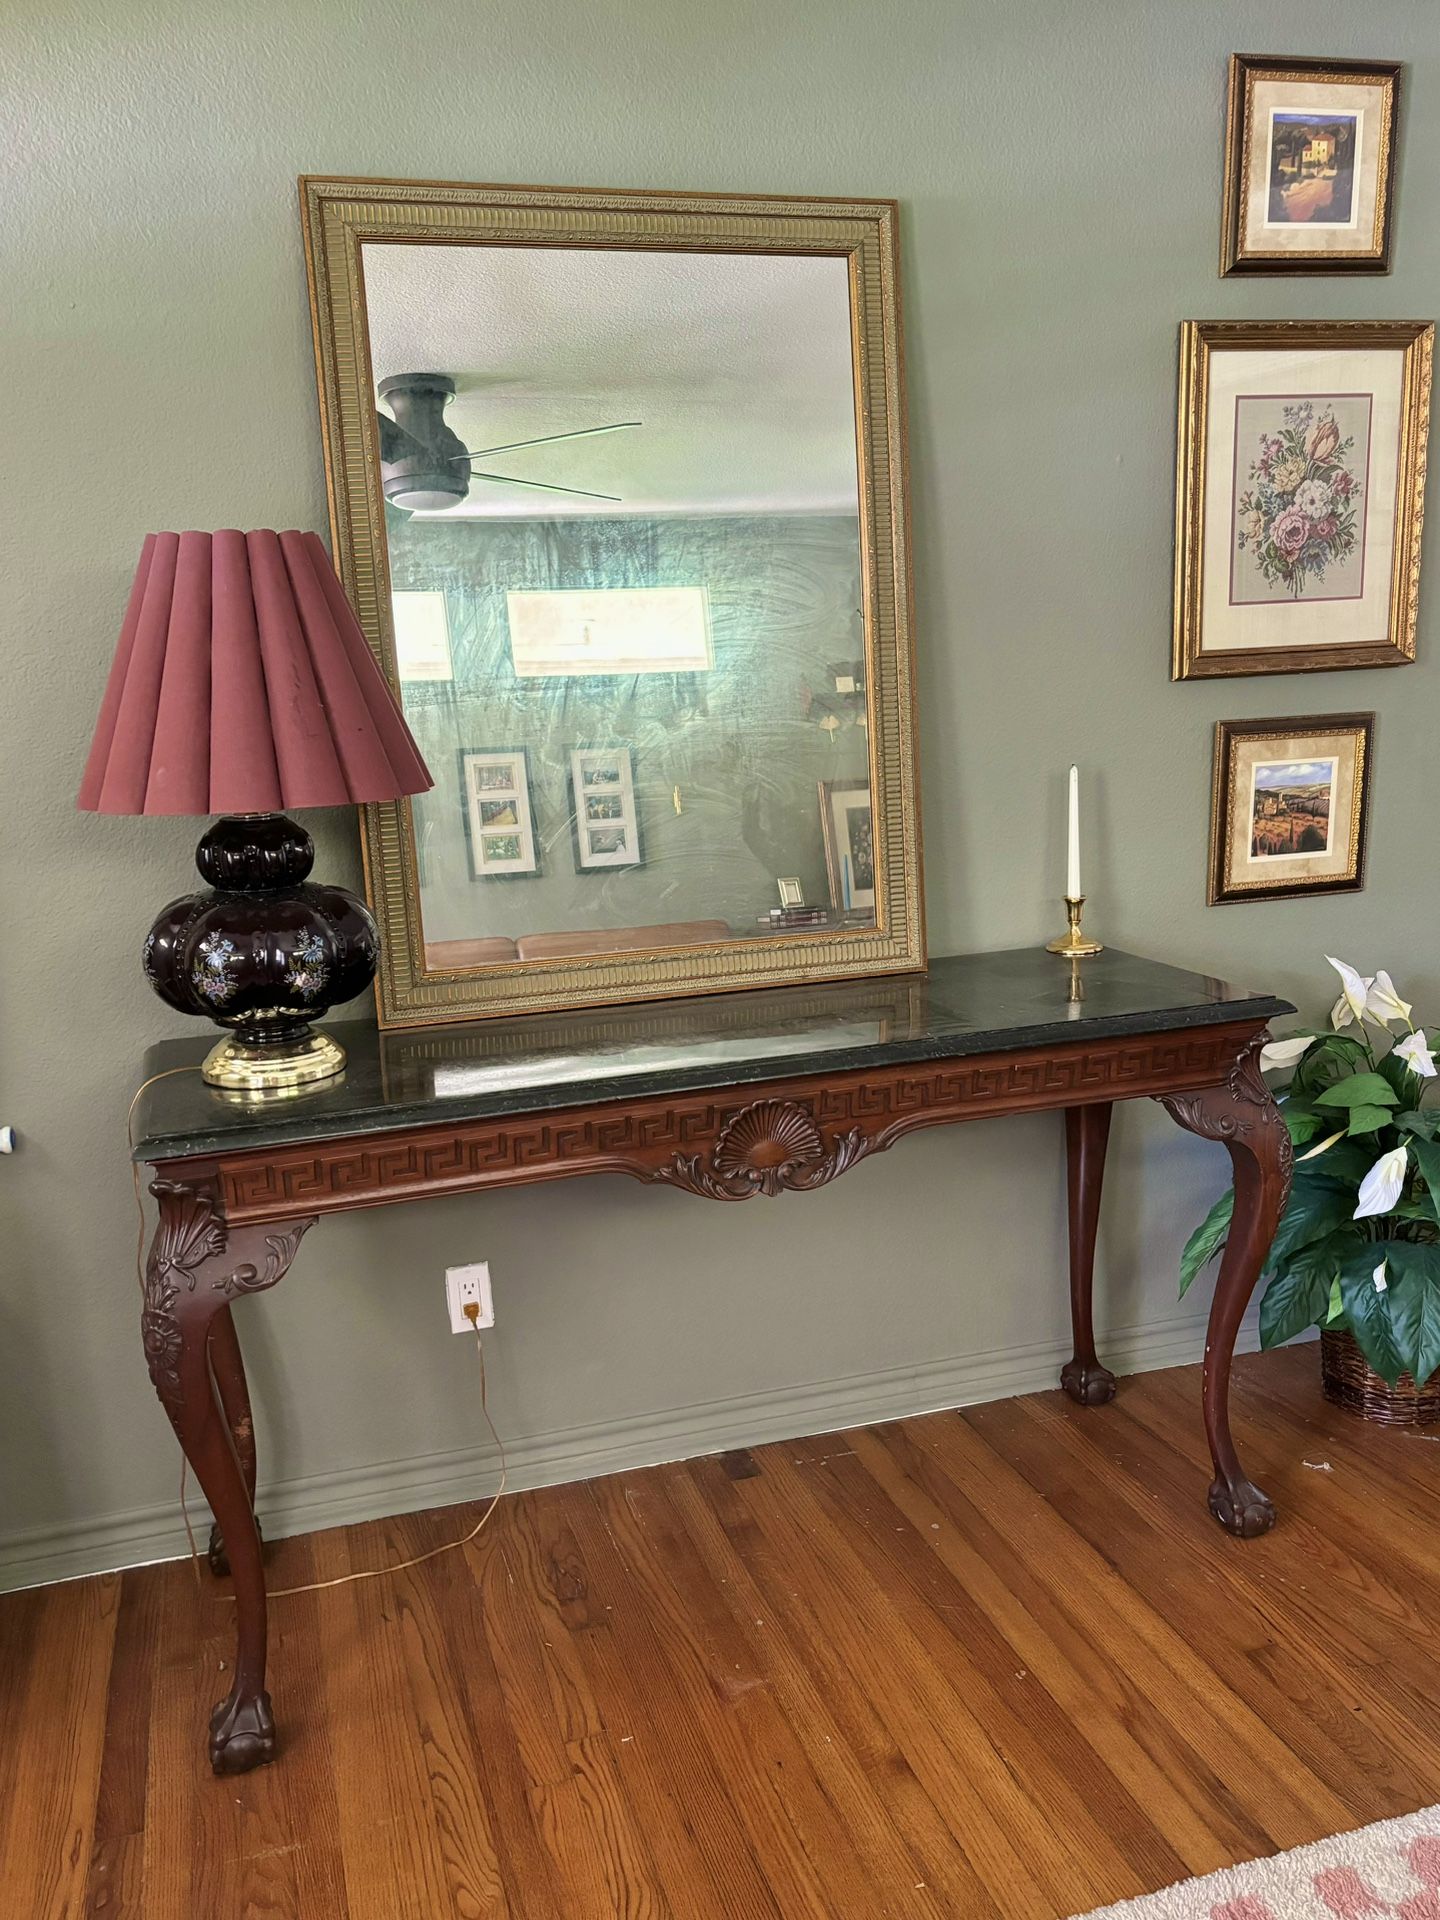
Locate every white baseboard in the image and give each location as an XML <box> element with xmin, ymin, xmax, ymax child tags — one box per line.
<box><xmin>0</xmin><ymin>1307</ymin><xmax>1261</xmax><ymax>1593</ymax></box>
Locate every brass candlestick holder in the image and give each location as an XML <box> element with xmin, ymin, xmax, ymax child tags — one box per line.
<box><xmin>1046</xmin><ymin>895</ymin><xmax>1103</xmax><ymax>958</ymax></box>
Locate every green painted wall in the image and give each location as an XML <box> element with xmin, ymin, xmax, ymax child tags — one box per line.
<box><xmin>3</xmin><ymin>0</ymin><xmax>1437</xmax><ymax>1585</ymax></box>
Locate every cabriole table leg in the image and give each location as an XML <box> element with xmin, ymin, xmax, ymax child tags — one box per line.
<box><xmin>1159</xmin><ymin>1038</ymin><xmax>1292</xmax><ymax>1537</ymax></box>
<box><xmin>141</xmin><ymin>1178</ymin><xmax>314</xmax><ymax>1772</ymax></box>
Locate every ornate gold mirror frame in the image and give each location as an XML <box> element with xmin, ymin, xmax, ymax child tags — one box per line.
<box><xmin>300</xmin><ymin>176</ymin><xmax>923</xmax><ymax>1026</ymax></box>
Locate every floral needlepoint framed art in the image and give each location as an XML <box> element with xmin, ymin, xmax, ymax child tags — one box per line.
<box><xmin>1220</xmin><ymin>55</ymin><xmax>1402</xmax><ymax>276</ymax></box>
<box><xmin>1208</xmin><ymin>712</ymin><xmax>1374</xmax><ymax>905</ymax></box>
<box><xmin>1174</xmin><ymin>321</ymin><xmax>1432</xmax><ymax>680</ymax></box>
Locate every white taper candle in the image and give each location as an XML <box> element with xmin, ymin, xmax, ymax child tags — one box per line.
<box><xmin>1066</xmin><ymin>764</ymin><xmax>1081</xmax><ymax>899</ymax></box>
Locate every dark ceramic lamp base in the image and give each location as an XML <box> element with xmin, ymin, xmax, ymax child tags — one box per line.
<box><xmin>144</xmin><ymin>814</ymin><xmax>379</xmax><ymax>1094</ymax></box>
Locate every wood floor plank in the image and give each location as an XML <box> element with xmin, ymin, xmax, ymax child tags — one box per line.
<box><xmin>850</xmin><ymin>1417</ymin><xmax>1274</xmax><ymax>1877</ymax></box>
<box><xmin>758</xmin><ymin>1430</ymin><xmax>1177</xmax><ymax>1909</ymax></box>
<box><xmin>510</xmin><ymin>1479</ymin><xmax>783</xmax><ymax>1920</ymax></box>
<box><xmin>529</xmin><ymin>1730</ymin><xmax>674</xmax><ymax>1920</ymax></box>
<box><xmin>9</xmin><ymin>1348</ymin><xmax>1440</xmax><ymax>1919</ymax></box>
<box><xmin>604</xmin><ymin>1461</ymin><xmax>959</xmax><ymax>1920</ymax></box>
<box><xmin>0</xmin><ymin>1573</ymin><xmax>119</xmax><ymax>1920</ymax></box>
<box><xmin>965</xmin><ymin>1383</ymin><xmax>1430</xmax><ymax>1824</ymax></box>
<box><xmin>699</xmin><ymin>1439</ymin><xmax>1105</xmax><ymax>1915</ymax></box>
<box><xmin>669</xmin><ymin>1454</ymin><xmax>1006</xmax><ymax>1919</ymax></box>
<box><xmin>84</xmin><ymin>1562</ymin><xmax>164</xmax><ymax>1917</ymax></box>
<box><xmin>906</xmin><ymin>1402</ymin><xmax>1356</xmax><ymax>1848</ymax></box>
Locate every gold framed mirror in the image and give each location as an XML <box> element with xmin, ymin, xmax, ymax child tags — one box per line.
<box><xmin>300</xmin><ymin>176</ymin><xmax>923</xmax><ymax>1026</ymax></box>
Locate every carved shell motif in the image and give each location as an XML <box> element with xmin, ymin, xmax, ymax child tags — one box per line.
<box><xmin>653</xmin><ymin>1097</ymin><xmax>883</xmax><ymax>1200</ymax></box>
<box><xmin>712</xmin><ymin>1100</ymin><xmax>825</xmax><ymax>1195</ymax></box>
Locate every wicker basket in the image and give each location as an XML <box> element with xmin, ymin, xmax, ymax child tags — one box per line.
<box><xmin>1319</xmin><ymin>1326</ymin><xmax>1440</xmax><ymax>1426</ymax></box>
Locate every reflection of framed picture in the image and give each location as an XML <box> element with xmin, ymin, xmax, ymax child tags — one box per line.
<box><xmin>1221</xmin><ymin>56</ymin><xmax>1401</xmax><ymax>275</ymax></box>
<box><xmin>818</xmin><ymin>779</ymin><xmax>875</xmax><ymax>911</ymax></box>
<box><xmin>568</xmin><ymin>745</ymin><xmax>642</xmax><ymax>870</ymax></box>
<box><xmin>1209</xmin><ymin>713</ymin><xmax>1373</xmax><ymax>905</ymax></box>
<box><xmin>1174</xmin><ymin>321</ymin><xmax>1432</xmax><ymax>680</ymax></box>
<box><xmin>459</xmin><ymin>748</ymin><xmax>539</xmax><ymax>879</ymax></box>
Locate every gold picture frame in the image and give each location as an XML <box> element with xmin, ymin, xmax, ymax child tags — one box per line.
<box><xmin>1220</xmin><ymin>54</ymin><xmax>1401</xmax><ymax>276</ymax></box>
<box><xmin>1208</xmin><ymin>712</ymin><xmax>1373</xmax><ymax>905</ymax></box>
<box><xmin>1173</xmin><ymin>320</ymin><xmax>1432</xmax><ymax>681</ymax></box>
<box><xmin>299</xmin><ymin>176</ymin><xmax>923</xmax><ymax>1027</ymax></box>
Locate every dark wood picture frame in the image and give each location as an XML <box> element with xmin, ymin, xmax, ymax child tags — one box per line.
<box><xmin>1208</xmin><ymin>712</ymin><xmax>1374</xmax><ymax>905</ymax></box>
<box><xmin>1220</xmin><ymin>54</ymin><xmax>1402</xmax><ymax>277</ymax></box>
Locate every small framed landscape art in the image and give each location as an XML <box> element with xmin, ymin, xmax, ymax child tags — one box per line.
<box><xmin>569</xmin><ymin>745</ymin><xmax>642</xmax><ymax>871</ymax></box>
<box><xmin>1174</xmin><ymin>321</ymin><xmax>1432</xmax><ymax>680</ymax></box>
<box><xmin>1208</xmin><ymin>713</ymin><xmax>1373</xmax><ymax>905</ymax></box>
<box><xmin>1220</xmin><ymin>55</ymin><xmax>1401</xmax><ymax>275</ymax></box>
<box><xmin>460</xmin><ymin>749</ymin><xmax>539</xmax><ymax>879</ymax></box>
<box><xmin>818</xmin><ymin>779</ymin><xmax>875</xmax><ymax>912</ymax></box>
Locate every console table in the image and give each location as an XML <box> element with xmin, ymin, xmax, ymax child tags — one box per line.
<box><xmin>131</xmin><ymin>947</ymin><xmax>1293</xmax><ymax>1774</ymax></box>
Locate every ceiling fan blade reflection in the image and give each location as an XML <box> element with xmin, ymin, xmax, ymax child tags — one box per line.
<box><xmin>441</xmin><ymin>422</ymin><xmax>642</xmax><ymax>463</ymax></box>
<box><xmin>466</xmin><ymin>468</ymin><xmax>624</xmax><ymax>502</ymax></box>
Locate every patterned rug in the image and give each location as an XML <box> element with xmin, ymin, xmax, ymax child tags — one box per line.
<box><xmin>1075</xmin><ymin>1808</ymin><xmax>1440</xmax><ymax>1920</ymax></box>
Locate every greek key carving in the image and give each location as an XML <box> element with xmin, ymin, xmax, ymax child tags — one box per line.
<box><xmin>213</xmin><ymin>1027</ymin><xmax>1263</xmax><ymax>1221</ymax></box>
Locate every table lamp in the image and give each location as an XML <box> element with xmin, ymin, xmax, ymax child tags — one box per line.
<box><xmin>78</xmin><ymin>529</ymin><xmax>433</xmax><ymax>1092</ymax></box>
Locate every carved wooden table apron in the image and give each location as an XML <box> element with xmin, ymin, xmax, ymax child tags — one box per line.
<box><xmin>133</xmin><ymin>949</ymin><xmax>1293</xmax><ymax>1773</ymax></box>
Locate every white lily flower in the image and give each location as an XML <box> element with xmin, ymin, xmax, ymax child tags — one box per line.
<box><xmin>1331</xmin><ymin>993</ymin><xmax>1357</xmax><ymax>1032</ymax></box>
<box><xmin>1326</xmin><ymin>957</ymin><xmax>1374</xmax><ymax>1027</ymax></box>
<box><xmin>1365</xmin><ymin>970</ymin><xmax>1414</xmax><ymax>1028</ymax></box>
<box><xmin>1298</xmin><ymin>1129</ymin><xmax>1346</xmax><ymax>1161</ymax></box>
<box><xmin>1374</xmin><ymin>1260</ymin><xmax>1388</xmax><ymax>1295</ymax></box>
<box><xmin>1394</xmin><ymin>1029</ymin><xmax>1438</xmax><ymax>1079</ymax></box>
<box><xmin>1355</xmin><ymin>1144</ymin><xmax>1409</xmax><ymax>1220</ymax></box>
<box><xmin>1260</xmin><ymin>1034</ymin><xmax>1312</xmax><ymax>1073</ymax></box>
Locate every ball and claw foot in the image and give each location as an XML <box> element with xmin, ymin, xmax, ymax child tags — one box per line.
<box><xmin>1061</xmin><ymin>1359</ymin><xmax>1117</xmax><ymax>1406</ymax></box>
<box><xmin>207</xmin><ymin>1516</ymin><xmax>263</xmax><ymax>1578</ymax></box>
<box><xmin>1208</xmin><ymin>1476</ymin><xmax>1276</xmax><ymax>1539</ymax></box>
<box><xmin>209</xmin><ymin>1686</ymin><xmax>276</xmax><ymax>1775</ymax></box>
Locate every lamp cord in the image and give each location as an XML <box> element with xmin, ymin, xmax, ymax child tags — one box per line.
<box><xmin>128</xmin><ymin>1069</ymin><xmax>507</xmax><ymax>1601</ymax></box>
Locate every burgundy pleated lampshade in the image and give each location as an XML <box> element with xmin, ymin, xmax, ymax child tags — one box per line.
<box><xmin>78</xmin><ymin>529</ymin><xmax>432</xmax><ymax>815</ymax></box>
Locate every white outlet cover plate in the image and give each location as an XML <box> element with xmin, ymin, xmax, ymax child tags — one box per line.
<box><xmin>445</xmin><ymin>1261</ymin><xmax>494</xmax><ymax>1334</ymax></box>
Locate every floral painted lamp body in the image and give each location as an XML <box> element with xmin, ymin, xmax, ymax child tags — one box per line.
<box><xmin>78</xmin><ymin>530</ymin><xmax>432</xmax><ymax>1091</ymax></box>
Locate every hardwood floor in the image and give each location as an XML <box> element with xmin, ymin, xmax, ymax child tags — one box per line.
<box><xmin>6</xmin><ymin>1344</ymin><xmax>1440</xmax><ymax>1919</ymax></box>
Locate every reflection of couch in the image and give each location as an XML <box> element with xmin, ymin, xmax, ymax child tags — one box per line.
<box><xmin>424</xmin><ymin>919</ymin><xmax>731</xmax><ymax>971</ymax></box>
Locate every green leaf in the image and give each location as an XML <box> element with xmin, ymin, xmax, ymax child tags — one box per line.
<box><xmin>1259</xmin><ymin>1227</ymin><xmax>1363</xmax><ymax>1348</ymax></box>
<box><xmin>1315</xmin><ymin>1073</ymin><xmax>1402</xmax><ymax>1110</ymax></box>
<box><xmin>1326</xmin><ymin>1275</ymin><xmax>1345</xmax><ymax>1324</ymax></box>
<box><xmin>1290</xmin><ymin>1137</ymin><xmax>1372</xmax><ymax>1188</ymax></box>
<box><xmin>1387</xmin><ymin>1244</ymin><xmax>1440</xmax><ymax>1387</ymax></box>
<box><xmin>1264</xmin><ymin>1177</ymin><xmax>1358</xmax><ymax>1275</ymax></box>
<box><xmin>1397</xmin><ymin>1109</ymin><xmax>1440</xmax><ymax>1142</ymax></box>
<box><xmin>1338</xmin><ymin>1243</ymin><xmax>1407</xmax><ymax>1386</ymax></box>
<box><xmin>1180</xmin><ymin>1188</ymin><xmax>1232</xmax><ymax>1297</ymax></box>
<box><xmin>1347</xmin><ymin>1103</ymin><xmax>1395</xmax><ymax>1137</ymax></box>
<box><xmin>1293</xmin><ymin>1034</ymin><xmax>1371</xmax><ymax>1099</ymax></box>
<box><xmin>1408</xmin><ymin>1135</ymin><xmax>1440</xmax><ymax>1229</ymax></box>
<box><xmin>1282</xmin><ymin>1103</ymin><xmax>1328</xmax><ymax>1145</ymax></box>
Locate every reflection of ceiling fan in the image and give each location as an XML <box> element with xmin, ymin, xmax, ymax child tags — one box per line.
<box><xmin>376</xmin><ymin>373</ymin><xmax>640</xmax><ymax>513</ymax></box>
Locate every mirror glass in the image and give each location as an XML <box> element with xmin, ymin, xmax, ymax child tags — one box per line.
<box><xmin>360</xmin><ymin>241</ymin><xmax>876</xmax><ymax>972</ymax></box>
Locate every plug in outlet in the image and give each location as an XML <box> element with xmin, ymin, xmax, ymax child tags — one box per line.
<box><xmin>445</xmin><ymin>1261</ymin><xmax>494</xmax><ymax>1334</ymax></box>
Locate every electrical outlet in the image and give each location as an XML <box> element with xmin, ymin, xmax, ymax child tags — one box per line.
<box><xmin>444</xmin><ymin>1261</ymin><xmax>494</xmax><ymax>1334</ymax></box>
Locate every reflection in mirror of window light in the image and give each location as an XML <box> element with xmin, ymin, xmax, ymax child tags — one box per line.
<box><xmin>391</xmin><ymin>591</ymin><xmax>454</xmax><ymax>681</ymax></box>
<box><xmin>506</xmin><ymin>586</ymin><xmax>713</xmax><ymax>678</ymax></box>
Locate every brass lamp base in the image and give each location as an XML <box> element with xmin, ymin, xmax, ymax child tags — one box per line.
<box><xmin>202</xmin><ymin>1029</ymin><xmax>347</xmax><ymax>1093</ymax></box>
<box><xmin>1046</xmin><ymin>895</ymin><xmax>1104</xmax><ymax>958</ymax></box>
